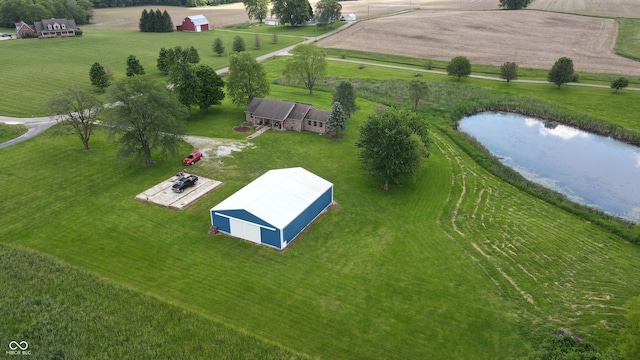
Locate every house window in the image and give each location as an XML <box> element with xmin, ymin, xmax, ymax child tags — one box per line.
<box><xmin>319</xmin><ymin>122</ymin><xmax>323</xmax><ymax>127</ymax></box>
<box><xmin>48</xmin><ymin>24</ymin><xmax>53</xmax><ymax>30</ymax></box>
<box><xmin>250</xmin><ymin>113</ymin><xmax>254</xmax><ymax>118</ymax></box>
<box><xmin>313</xmin><ymin>121</ymin><xmax>317</xmax><ymax>127</ymax></box>
<box><xmin>307</xmin><ymin>120</ymin><xmax>311</xmax><ymax>126</ymax></box>
<box><xmin>61</xmin><ymin>24</ymin><xmax>66</xmax><ymax>29</ymax></box>
<box><xmin>54</xmin><ymin>23</ymin><xmax>60</xmax><ymax>30</ymax></box>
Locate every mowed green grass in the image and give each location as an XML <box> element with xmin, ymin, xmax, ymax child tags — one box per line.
<box><xmin>1</xmin><ymin>83</ymin><xmax>640</xmax><ymax>358</ymax></box>
<box><xmin>0</xmin><ymin>29</ymin><xmax>301</xmax><ymax>117</ymax></box>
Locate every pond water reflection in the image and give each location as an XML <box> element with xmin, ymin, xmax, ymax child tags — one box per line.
<box><xmin>459</xmin><ymin>112</ymin><xmax>640</xmax><ymax>222</ymax></box>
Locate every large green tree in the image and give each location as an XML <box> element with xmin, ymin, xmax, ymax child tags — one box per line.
<box><xmin>447</xmin><ymin>56</ymin><xmax>471</xmax><ymax>81</ymax></box>
<box><xmin>333</xmin><ymin>81</ymin><xmax>357</xmax><ymax>118</ymax></box>
<box><xmin>243</xmin><ymin>0</ymin><xmax>269</xmax><ymax>22</ymax></box>
<box><xmin>271</xmin><ymin>0</ymin><xmax>312</xmax><ymax>27</ymax></box>
<box><xmin>46</xmin><ymin>87</ymin><xmax>102</xmax><ymax>151</ymax></box>
<box><xmin>193</xmin><ymin>65</ymin><xmax>225</xmax><ymax>111</ymax></box>
<box><xmin>89</xmin><ymin>62</ymin><xmax>111</xmax><ymax>92</ymax></box>
<box><xmin>157</xmin><ymin>46</ymin><xmax>200</xmax><ymax>75</ymax></box>
<box><xmin>356</xmin><ymin>108</ymin><xmax>430</xmax><ymax>191</ymax></box>
<box><xmin>226</xmin><ymin>52</ymin><xmax>270</xmax><ymax>106</ymax></box>
<box><xmin>213</xmin><ymin>37</ymin><xmax>225</xmax><ymax>57</ymax></box>
<box><xmin>283</xmin><ymin>43</ymin><xmax>327</xmax><ymax>95</ymax></box>
<box><xmin>171</xmin><ymin>64</ymin><xmax>224</xmax><ymax>111</ymax></box>
<box><xmin>105</xmin><ymin>76</ymin><xmax>188</xmax><ymax>166</ymax></box>
<box><xmin>547</xmin><ymin>56</ymin><xmax>574</xmax><ymax>89</ymax></box>
<box><xmin>315</xmin><ymin>0</ymin><xmax>341</xmax><ymax>28</ymax></box>
<box><xmin>498</xmin><ymin>0</ymin><xmax>532</xmax><ymax>10</ymax></box>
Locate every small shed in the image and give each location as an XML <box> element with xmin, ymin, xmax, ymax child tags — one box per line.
<box><xmin>210</xmin><ymin>168</ymin><xmax>333</xmax><ymax>249</ymax></box>
<box><xmin>176</xmin><ymin>15</ymin><xmax>210</xmax><ymax>32</ymax></box>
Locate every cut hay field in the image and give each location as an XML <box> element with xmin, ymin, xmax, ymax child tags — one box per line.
<box><xmin>317</xmin><ymin>10</ymin><xmax>640</xmax><ymax>76</ymax></box>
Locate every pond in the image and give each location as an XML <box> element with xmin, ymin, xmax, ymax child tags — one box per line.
<box><xmin>458</xmin><ymin>112</ymin><xmax>640</xmax><ymax>223</ymax></box>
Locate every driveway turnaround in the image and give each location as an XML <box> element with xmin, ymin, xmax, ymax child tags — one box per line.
<box><xmin>135</xmin><ymin>173</ymin><xmax>222</xmax><ymax>210</ymax></box>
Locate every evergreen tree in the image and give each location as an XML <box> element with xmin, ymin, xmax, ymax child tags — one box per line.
<box><xmin>153</xmin><ymin>9</ymin><xmax>163</xmax><ymax>32</ymax></box>
<box><xmin>162</xmin><ymin>10</ymin><xmax>173</xmax><ymax>32</ymax></box>
<box><xmin>89</xmin><ymin>62</ymin><xmax>111</xmax><ymax>92</ymax></box>
<box><xmin>139</xmin><ymin>9</ymin><xmax>150</xmax><ymax>32</ymax></box>
<box><xmin>157</xmin><ymin>47</ymin><xmax>170</xmax><ymax>74</ymax></box>
<box><xmin>213</xmin><ymin>38</ymin><xmax>225</xmax><ymax>57</ymax></box>
<box><xmin>126</xmin><ymin>55</ymin><xmax>145</xmax><ymax>77</ymax></box>
<box><xmin>233</xmin><ymin>36</ymin><xmax>246</xmax><ymax>52</ymax></box>
<box><xmin>326</xmin><ymin>101</ymin><xmax>346</xmax><ymax>137</ymax></box>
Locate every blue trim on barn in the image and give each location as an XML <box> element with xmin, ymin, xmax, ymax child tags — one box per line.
<box><xmin>282</xmin><ymin>187</ymin><xmax>333</xmax><ymax>244</ymax></box>
<box><xmin>260</xmin><ymin>227</ymin><xmax>281</xmax><ymax>248</ymax></box>
<box><xmin>212</xmin><ymin>213</ymin><xmax>231</xmax><ymax>232</ymax></box>
<box><xmin>212</xmin><ymin>209</ymin><xmax>274</xmax><ymax>229</ymax></box>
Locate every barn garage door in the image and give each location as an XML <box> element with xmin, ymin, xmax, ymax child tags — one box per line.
<box><xmin>229</xmin><ymin>218</ymin><xmax>261</xmax><ymax>244</ymax></box>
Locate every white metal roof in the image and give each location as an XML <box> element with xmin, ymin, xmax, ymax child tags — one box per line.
<box><xmin>211</xmin><ymin>168</ymin><xmax>332</xmax><ymax>229</ymax></box>
<box><xmin>187</xmin><ymin>15</ymin><xmax>209</xmax><ymax>26</ymax></box>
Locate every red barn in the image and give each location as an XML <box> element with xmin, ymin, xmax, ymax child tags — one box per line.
<box><xmin>176</xmin><ymin>15</ymin><xmax>210</xmax><ymax>32</ymax></box>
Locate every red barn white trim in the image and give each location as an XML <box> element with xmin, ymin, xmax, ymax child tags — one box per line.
<box><xmin>176</xmin><ymin>15</ymin><xmax>210</xmax><ymax>32</ymax></box>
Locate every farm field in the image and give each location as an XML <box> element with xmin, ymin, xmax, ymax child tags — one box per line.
<box><xmin>530</xmin><ymin>0</ymin><xmax>640</xmax><ymax>19</ymax></box>
<box><xmin>317</xmin><ymin>10</ymin><xmax>640</xmax><ymax>76</ymax></box>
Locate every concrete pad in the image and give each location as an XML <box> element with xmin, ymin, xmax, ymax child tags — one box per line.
<box><xmin>135</xmin><ymin>174</ymin><xmax>222</xmax><ymax>210</ymax></box>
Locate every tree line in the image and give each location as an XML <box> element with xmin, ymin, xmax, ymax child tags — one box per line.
<box><xmin>0</xmin><ymin>0</ymin><xmax>93</xmax><ymax>27</ymax></box>
<box><xmin>91</xmin><ymin>0</ymin><xmax>240</xmax><ymax>8</ymax></box>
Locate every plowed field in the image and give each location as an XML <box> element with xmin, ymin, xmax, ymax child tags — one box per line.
<box><xmin>317</xmin><ymin>10</ymin><xmax>640</xmax><ymax>76</ymax></box>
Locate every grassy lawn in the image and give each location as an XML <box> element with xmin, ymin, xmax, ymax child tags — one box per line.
<box><xmin>616</xmin><ymin>18</ymin><xmax>640</xmax><ymax>61</ymax></box>
<box><xmin>0</xmin><ymin>29</ymin><xmax>302</xmax><ymax>117</ymax></box>
<box><xmin>1</xmin><ymin>80</ymin><xmax>640</xmax><ymax>358</ymax></box>
<box><xmin>0</xmin><ymin>123</ymin><xmax>27</xmax><ymax>143</ymax></box>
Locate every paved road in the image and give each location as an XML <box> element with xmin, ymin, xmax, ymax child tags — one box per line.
<box><xmin>0</xmin><ymin>115</ymin><xmax>57</xmax><ymax>149</ymax></box>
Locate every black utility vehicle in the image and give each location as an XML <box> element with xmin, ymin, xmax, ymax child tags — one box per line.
<box><xmin>172</xmin><ymin>175</ymin><xmax>198</xmax><ymax>193</ymax></box>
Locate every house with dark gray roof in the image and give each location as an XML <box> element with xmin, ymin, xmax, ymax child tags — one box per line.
<box><xmin>245</xmin><ymin>98</ymin><xmax>330</xmax><ymax>134</ymax></box>
<box><xmin>15</xmin><ymin>18</ymin><xmax>76</xmax><ymax>38</ymax></box>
